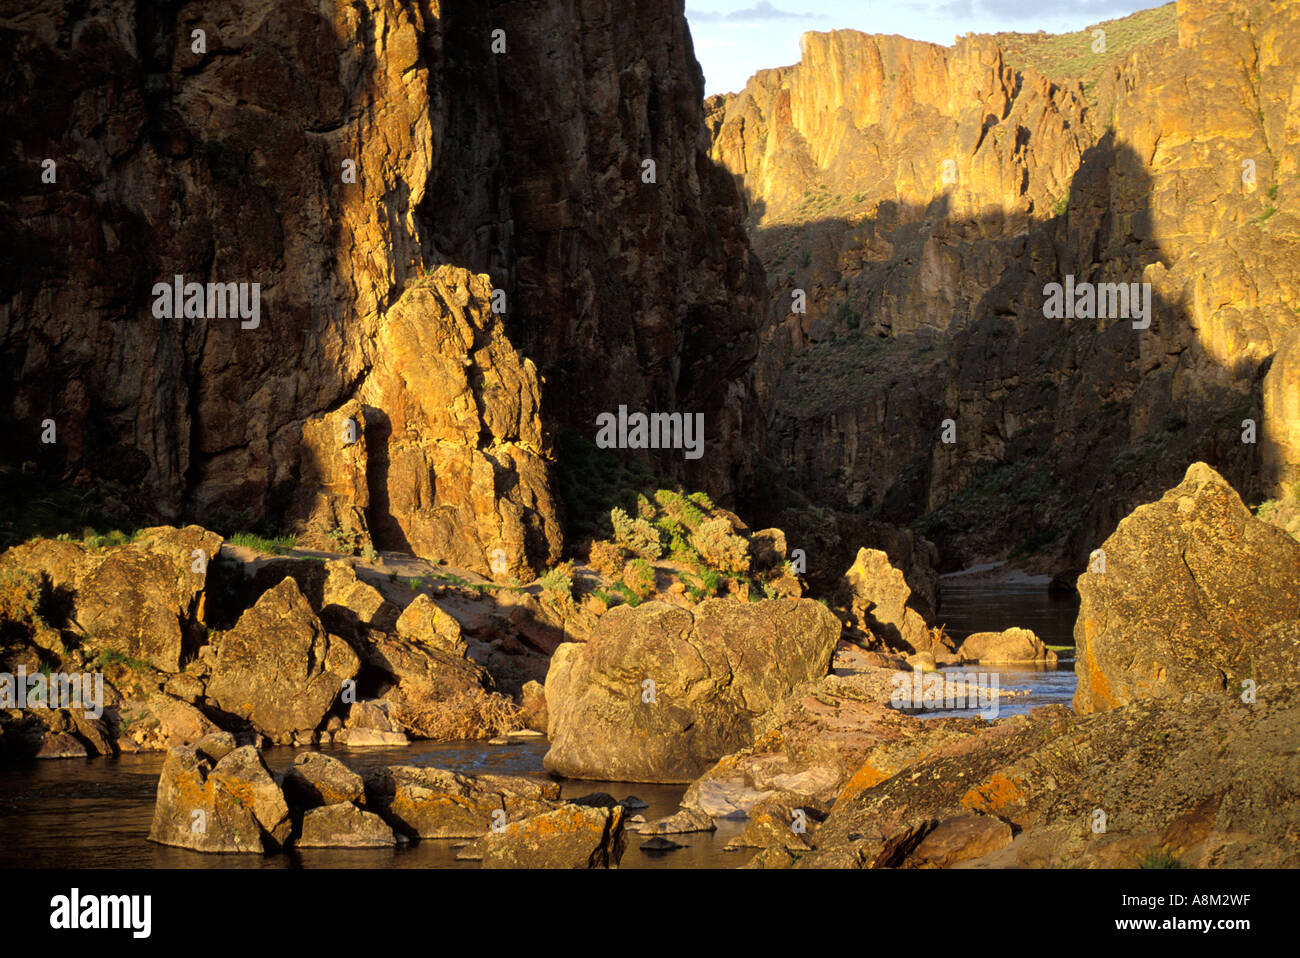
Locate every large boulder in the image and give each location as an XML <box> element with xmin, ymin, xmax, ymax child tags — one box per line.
<box><xmin>958</xmin><ymin>627</ymin><xmax>1057</xmax><ymax>666</ymax></box>
<box><xmin>205</xmin><ymin>578</ymin><xmax>360</xmax><ymax>737</ymax></box>
<box><xmin>836</xmin><ymin>548</ymin><xmax>953</xmax><ymax>660</ymax></box>
<box><xmin>320</xmin><ymin>560</ymin><xmax>400</xmax><ymax>637</ymax></box>
<box><xmin>132</xmin><ymin>695</ymin><xmax>221</xmax><ymax>749</ymax></box>
<box><xmin>366</xmin><ymin>766</ymin><xmax>559</xmax><ymax>839</ymax></box>
<box><xmin>148</xmin><ymin>745</ymin><xmax>291</xmax><ymax>853</ymax></box>
<box><xmin>1074</xmin><ymin>462</ymin><xmax>1300</xmax><ymax>713</ymax></box>
<box><xmin>67</xmin><ymin>526</ymin><xmax>222</xmax><ymax>673</ymax></box>
<box><xmin>282</xmin><ymin>752</ymin><xmax>365</xmax><ymax>808</ymax></box>
<box><xmin>543</xmin><ymin>597</ymin><xmax>841</xmax><ymax>783</ymax></box>
<box><xmin>481</xmin><ymin>804</ymin><xmax>627</xmax><ymax>869</ymax></box>
<box><xmin>394</xmin><ymin>594</ymin><xmax>468</xmax><ymax>655</ymax></box>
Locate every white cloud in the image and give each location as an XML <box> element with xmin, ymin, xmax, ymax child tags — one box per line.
<box><xmin>690</xmin><ymin>2</ymin><xmax>827</xmax><ymax>24</ymax></box>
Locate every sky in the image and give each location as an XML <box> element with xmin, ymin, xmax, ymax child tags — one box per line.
<box><xmin>685</xmin><ymin>0</ymin><xmax>1167</xmax><ymax>95</ymax></box>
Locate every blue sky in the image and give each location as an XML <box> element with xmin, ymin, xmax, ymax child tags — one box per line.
<box><xmin>686</xmin><ymin>0</ymin><xmax>1166</xmax><ymax>95</ymax></box>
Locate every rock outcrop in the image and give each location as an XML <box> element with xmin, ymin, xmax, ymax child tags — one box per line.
<box><xmin>792</xmin><ymin>687</ymin><xmax>1300</xmax><ymax>869</ymax></box>
<box><xmin>543</xmin><ymin>597</ymin><xmax>841</xmax><ymax>783</ymax></box>
<box><xmin>0</xmin><ymin>526</ymin><xmax>221</xmax><ymax>673</ymax></box>
<box><xmin>1074</xmin><ymin>462</ymin><xmax>1300</xmax><ymax>713</ymax></box>
<box><xmin>2</xmin><ymin>0</ymin><xmax>767</xmax><ymax>572</ymax></box>
<box><xmin>836</xmin><ymin>548</ymin><xmax>953</xmax><ymax>660</ymax></box>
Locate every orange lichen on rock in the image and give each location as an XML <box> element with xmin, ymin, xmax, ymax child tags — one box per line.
<box><xmin>838</xmin><ymin>761</ymin><xmax>890</xmax><ymax>804</ymax></box>
<box><xmin>960</xmin><ymin>772</ymin><xmax>1027</xmax><ymax>815</ymax></box>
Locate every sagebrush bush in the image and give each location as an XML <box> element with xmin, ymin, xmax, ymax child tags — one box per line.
<box><xmin>689</xmin><ymin>491</ymin><xmax>714</xmax><ymax>510</ymax></box>
<box><xmin>0</xmin><ymin>568</ymin><xmax>44</xmax><ymax>627</ymax></box>
<box><xmin>587</xmin><ymin>539</ymin><xmax>624</xmax><ymax>577</ymax></box>
<box><xmin>622</xmin><ymin>558</ymin><xmax>657</xmax><ymax>599</ymax></box>
<box><xmin>393</xmin><ymin>688</ymin><xmax>521</xmax><ymax>740</ymax></box>
<box><xmin>610</xmin><ymin>507</ymin><xmax>662</xmax><ymax>560</ymax></box>
<box><xmin>691</xmin><ymin>518</ymin><xmax>750</xmax><ymax>574</ymax></box>
<box><xmin>653</xmin><ymin>489</ymin><xmax>705</xmax><ymax>532</ymax></box>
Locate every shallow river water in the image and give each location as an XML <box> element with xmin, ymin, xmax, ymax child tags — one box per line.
<box><xmin>0</xmin><ymin>584</ymin><xmax>1080</xmax><ymax>869</ymax></box>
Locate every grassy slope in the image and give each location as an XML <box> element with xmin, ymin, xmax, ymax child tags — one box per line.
<box><xmin>989</xmin><ymin>3</ymin><xmax>1177</xmax><ymax>102</ymax></box>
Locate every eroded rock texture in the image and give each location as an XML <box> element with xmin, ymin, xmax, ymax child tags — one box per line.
<box><xmin>1074</xmin><ymin>462</ymin><xmax>1300</xmax><ymax>713</ymax></box>
<box><xmin>1</xmin><ymin>0</ymin><xmax>766</xmax><ymax>574</ymax></box>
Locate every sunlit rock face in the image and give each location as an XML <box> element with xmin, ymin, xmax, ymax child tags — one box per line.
<box><xmin>1</xmin><ymin>0</ymin><xmax>767</xmax><ymax>573</ymax></box>
<box><xmin>710</xmin><ymin>0</ymin><xmax>1300</xmax><ymax>569</ymax></box>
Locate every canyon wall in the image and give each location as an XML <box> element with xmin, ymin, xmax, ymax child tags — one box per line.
<box><xmin>710</xmin><ymin>0</ymin><xmax>1300</xmax><ymax>570</ymax></box>
<box><xmin>0</xmin><ymin>0</ymin><xmax>765</xmax><ymax>574</ymax></box>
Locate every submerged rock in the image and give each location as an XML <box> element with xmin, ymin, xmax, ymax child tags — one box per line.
<box><xmin>297</xmin><ymin>804</ymin><xmax>397</xmax><ymax>849</ymax></box>
<box><xmin>635</xmin><ymin>806</ymin><xmax>716</xmax><ymax>836</ymax></box>
<box><xmin>482</xmin><ymin>804</ymin><xmax>626</xmax><ymax>869</ymax></box>
<box><xmin>958</xmin><ymin>627</ymin><xmax>1057</xmax><ymax>666</ymax></box>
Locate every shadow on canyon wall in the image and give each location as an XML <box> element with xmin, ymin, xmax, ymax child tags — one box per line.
<box><xmin>740</xmin><ymin>132</ymin><xmax>1267</xmax><ymax>575</ymax></box>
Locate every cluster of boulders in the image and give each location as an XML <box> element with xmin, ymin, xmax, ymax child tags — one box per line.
<box><xmin>8</xmin><ymin>461</ymin><xmax>1298</xmax><ymax>869</ymax></box>
<box><xmin>0</xmin><ymin>478</ymin><xmax>969</xmax><ymax>764</ymax></box>
<box><xmin>680</xmin><ymin>464</ymin><xmax>1300</xmax><ymax>868</ymax></box>
<box><xmin>149</xmin><ymin>738</ymin><xmax>629</xmax><ymax>868</ymax></box>
<box><xmin>0</xmin><ymin>528</ymin><xmax>529</xmax><ymax>758</ymax></box>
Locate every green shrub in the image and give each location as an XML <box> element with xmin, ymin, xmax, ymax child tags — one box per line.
<box><xmin>322</xmin><ymin>525</ymin><xmax>361</xmax><ymax>555</ymax></box>
<box><xmin>1135</xmin><ymin>848</ymin><xmax>1182</xmax><ymax>869</ymax></box>
<box><xmin>696</xmin><ymin>567</ymin><xmax>722</xmax><ymax>596</ymax></box>
<box><xmin>622</xmin><ymin>559</ymin><xmax>657</xmax><ymax>599</ymax></box>
<box><xmin>540</xmin><ymin>563</ymin><xmax>574</xmax><ymax>602</ymax></box>
<box><xmin>653</xmin><ymin>489</ymin><xmax>705</xmax><ymax>532</ymax></box>
<box><xmin>229</xmin><ymin>532</ymin><xmax>296</xmax><ymax>554</ymax></box>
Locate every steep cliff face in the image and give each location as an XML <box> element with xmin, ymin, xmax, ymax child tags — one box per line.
<box><xmin>709</xmin><ymin>0</ymin><xmax>1300</xmax><ymax>569</ymax></box>
<box><xmin>0</xmin><ymin>0</ymin><xmax>764</xmax><ymax>572</ymax></box>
